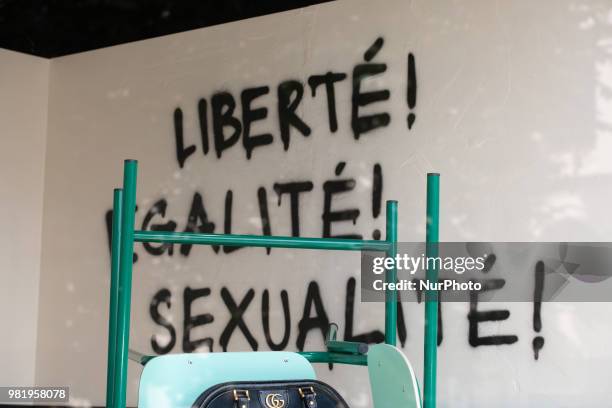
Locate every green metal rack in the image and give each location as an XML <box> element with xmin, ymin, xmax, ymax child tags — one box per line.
<box><xmin>105</xmin><ymin>159</ymin><xmax>440</xmax><ymax>408</ymax></box>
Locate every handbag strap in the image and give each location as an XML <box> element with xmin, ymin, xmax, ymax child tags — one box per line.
<box><xmin>233</xmin><ymin>389</ymin><xmax>250</xmax><ymax>408</ymax></box>
<box><xmin>298</xmin><ymin>386</ymin><xmax>317</xmax><ymax>408</ymax></box>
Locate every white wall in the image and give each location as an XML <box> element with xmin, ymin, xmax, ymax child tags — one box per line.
<box><xmin>0</xmin><ymin>0</ymin><xmax>609</xmax><ymax>407</ymax></box>
<box><xmin>0</xmin><ymin>50</ymin><xmax>49</xmax><ymax>387</ymax></box>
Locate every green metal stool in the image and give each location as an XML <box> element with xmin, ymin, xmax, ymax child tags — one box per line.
<box><xmin>105</xmin><ymin>160</ymin><xmax>440</xmax><ymax>408</ymax></box>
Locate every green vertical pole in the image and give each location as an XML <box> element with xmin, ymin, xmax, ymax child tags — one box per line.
<box><xmin>384</xmin><ymin>200</ymin><xmax>398</xmax><ymax>345</ymax></box>
<box><xmin>423</xmin><ymin>173</ymin><xmax>440</xmax><ymax>408</ymax></box>
<box><xmin>113</xmin><ymin>160</ymin><xmax>138</xmax><ymax>408</ymax></box>
<box><xmin>106</xmin><ymin>189</ymin><xmax>123</xmax><ymax>408</ymax></box>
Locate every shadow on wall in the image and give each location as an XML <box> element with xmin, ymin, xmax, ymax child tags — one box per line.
<box><xmin>413</xmin><ymin>1</ymin><xmax>612</xmax><ymax>243</ymax></box>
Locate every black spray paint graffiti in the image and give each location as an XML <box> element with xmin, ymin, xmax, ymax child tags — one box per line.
<box><xmin>533</xmin><ymin>261</ymin><xmax>545</xmax><ymax>360</ymax></box>
<box><xmin>408</xmin><ymin>253</ymin><xmax>546</xmax><ymax>358</ymax></box>
<box><xmin>149</xmin><ymin>278</ymin><xmax>404</xmax><ymax>355</ymax></box>
<box><xmin>148</xmin><ymin>273</ymin><xmax>547</xmax><ymax>361</ymax></box>
<box><xmin>172</xmin><ymin>37</ymin><xmax>417</xmax><ymax>167</ymax></box>
<box><xmin>468</xmin><ymin>254</ymin><xmax>546</xmax><ymax>360</ymax></box>
<box><xmin>406</xmin><ymin>53</ymin><xmax>417</xmax><ymax>130</ymax></box>
<box><xmin>103</xmin><ymin>36</ymin><xmax>547</xmax><ymax>362</ymax></box>
<box><xmin>106</xmin><ymin>211</ymin><xmax>548</xmax><ymax>361</ymax></box>
<box><xmin>468</xmin><ymin>279</ymin><xmax>519</xmax><ymax>347</ymax></box>
<box><xmin>105</xmin><ymin>161</ymin><xmax>385</xmax><ymax>257</ymax></box>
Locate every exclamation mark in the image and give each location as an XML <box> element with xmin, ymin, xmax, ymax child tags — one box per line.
<box><xmin>372</xmin><ymin>163</ymin><xmax>383</xmax><ymax>240</ymax></box>
<box><xmin>533</xmin><ymin>260</ymin><xmax>545</xmax><ymax>360</ymax></box>
<box><xmin>407</xmin><ymin>53</ymin><xmax>417</xmax><ymax>130</ymax></box>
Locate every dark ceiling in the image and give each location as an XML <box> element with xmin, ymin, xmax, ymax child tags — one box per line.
<box><xmin>0</xmin><ymin>0</ymin><xmax>334</xmax><ymax>58</ymax></box>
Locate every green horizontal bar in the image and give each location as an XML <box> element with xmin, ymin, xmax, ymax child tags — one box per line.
<box><xmin>134</xmin><ymin>231</ymin><xmax>389</xmax><ymax>251</ymax></box>
<box><xmin>128</xmin><ymin>349</ymin><xmax>156</xmax><ymax>366</ymax></box>
<box><xmin>298</xmin><ymin>351</ymin><xmax>368</xmax><ymax>366</ymax></box>
<box><xmin>327</xmin><ymin>340</ymin><xmax>368</xmax><ymax>355</ymax></box>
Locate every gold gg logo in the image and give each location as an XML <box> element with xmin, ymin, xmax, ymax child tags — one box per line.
<box><xmin>265</xmin><ymin>393</ymin><xmax>285</xmax><ymax>408</ymax></box>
